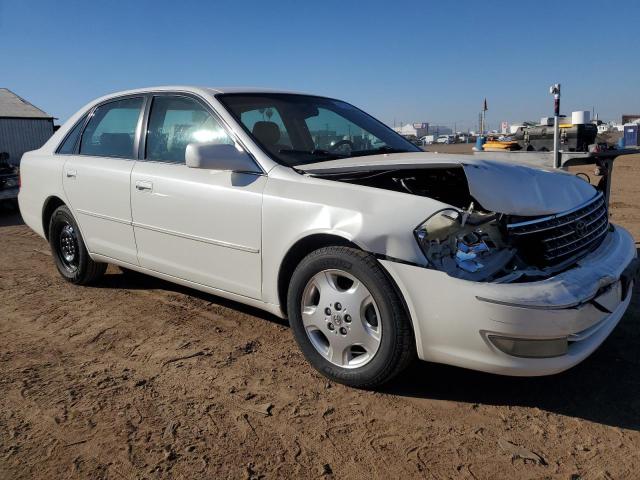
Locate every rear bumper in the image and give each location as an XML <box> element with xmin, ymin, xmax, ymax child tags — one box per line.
<box><xmin>381</xmin><ymin>225</ymin><xmax>638</xmax><ymax>376</ymax></box>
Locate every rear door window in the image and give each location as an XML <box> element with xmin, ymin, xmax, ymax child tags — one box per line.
<box><xmin>79</xmin><ymin>97</ymin><xmax>144</xmax><ymax>158</ymax></box>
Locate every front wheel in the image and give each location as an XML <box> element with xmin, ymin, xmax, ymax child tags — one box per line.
<box><xmin>287</xmin><ymin>247</ymin><xmax>415</xmax><ymax>388</ymax></box>
<box><xmin>48</xmin><ymin>205</ymin><xmax>106</xmax><ymax>285</ymax></box>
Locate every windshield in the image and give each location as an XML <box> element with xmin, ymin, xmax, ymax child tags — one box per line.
<box><xmin>216</xmin><ymin>93</ymin><xmax>421</xmax><ymax>167</ymax></box>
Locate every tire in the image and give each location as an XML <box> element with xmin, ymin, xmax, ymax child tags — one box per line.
<box><xmin>48</xmin><ymin>205</ymin><xmax>106</xmax><ymax>285</ymax></box>
<box><xmin>287</xmin><ymin>246</ymin><xmax>415</xmax><ymax>388</ymax></box>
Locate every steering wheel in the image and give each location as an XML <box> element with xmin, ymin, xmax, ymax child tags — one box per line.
<box><xmin>328</xmin><ymin>139</ymin><xmax>354</xmax><ymax>152</ymax></box>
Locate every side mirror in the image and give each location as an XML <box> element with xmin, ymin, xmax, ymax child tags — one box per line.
<box><xmin>185</xmin><ymin>143</ymin><xmax>261</xmax><ymax>173</ymax></box>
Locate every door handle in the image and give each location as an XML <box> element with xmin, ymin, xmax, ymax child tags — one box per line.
<box><xmin>65</xmin><ymin>169</ymin><xmax>77</xmax><ymax>178</ymax></box>
<box><xmin>135</xmin><ymin>180</ymin><xmax>153</xmax><ymax>191</ymax></box>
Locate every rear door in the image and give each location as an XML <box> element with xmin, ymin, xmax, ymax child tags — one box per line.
<box><xmin>130</xmin><ymin>93</ymin><xmax>266</xmax><ymax>299</ymax></box>
<box><xmin>62</xmin><ymin>96</ymin><xmax>145</xmax><ymax>264</ymax></box>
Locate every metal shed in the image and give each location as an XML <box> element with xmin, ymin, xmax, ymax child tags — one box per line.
<box><xmin>0</xmin><ymin>88</ymin><xmax>54</xmax><ymax>165</ymax></box>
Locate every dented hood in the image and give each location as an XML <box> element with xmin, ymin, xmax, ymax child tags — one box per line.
<box><xmin>298</xmin><ymin>152</ymin><xmax>596</xmax><ymax>216</ymax></box>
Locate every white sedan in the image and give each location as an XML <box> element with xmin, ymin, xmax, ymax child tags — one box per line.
<box><xmin>18</xmin><ymin>86</ymin><xmax>638</xmax><ymax>387</ymax></box>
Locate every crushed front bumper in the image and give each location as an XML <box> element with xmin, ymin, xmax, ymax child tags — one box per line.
<box><xmin>381</xmin><ymin>225</ymin><xmax>638</xmax><ymax>376</ymax></box>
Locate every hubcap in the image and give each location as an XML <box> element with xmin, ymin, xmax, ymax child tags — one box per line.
<box><xmin>301</xmin><ymin>269</ymin><xmax>382</xmax><ymax>368</ymax></box>
<box><xmin>58</xmin><ymin>223</ymin><xmax>79</xmax><ymax>270</ymax></box>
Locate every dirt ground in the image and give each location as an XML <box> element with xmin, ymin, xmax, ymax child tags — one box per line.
<box><xmin>1</xmin><ymin>155</ymin><xmax>639</xmax><ymax>480</ymax></box>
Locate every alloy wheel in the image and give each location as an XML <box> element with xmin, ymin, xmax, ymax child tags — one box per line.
<box><xmin>300</xmin><ymin>269</ymin><xmax>382</xmax><ymax>368</ymax></box>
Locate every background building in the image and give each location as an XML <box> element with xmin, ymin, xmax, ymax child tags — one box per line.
<box><xmin>425</xmin><ymin>125</ymin><xmax>453</xmax><ymax>136</ymax></box>
<box><xmin>393</xmin><ymin>122</ymin><xmax>429</xmax><ymax>138</ymax></box>
<box><xmin>622</xmin><ymin>114</ymin><xmax>640</xmax><ymax>124</ymax></box>
<box><xmin>0</xmin><ymin>88</ymin><xmax>54</xmax><ymax>165</ymax></box>
<box><xmin>392</xmin><ymin>122</ymin><xmax>457</xmax><ymax>138</ymax></box>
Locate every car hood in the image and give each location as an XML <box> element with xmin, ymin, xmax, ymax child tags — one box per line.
<box><xmin>297</xmin><ymin>152</ymin><xmax>596</xmax><ymax>216</ymax></box>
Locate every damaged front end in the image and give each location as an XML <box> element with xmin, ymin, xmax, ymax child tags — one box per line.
<box><xmin>413</xmin><ymin>191</ymin><xmax>610</xmax><ymax>283</ymax></box>
<box><xmin>309</xmin><ymin>162</ymin><xmax>609</xmax><ymax>284</ymax></box>
<box><xmin>414</xmin><ymin>205</ymin><xmax>518</xmax><ymax>282</ymax></box>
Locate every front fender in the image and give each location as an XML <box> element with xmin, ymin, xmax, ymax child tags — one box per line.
<box><xmin>260</xmin><ymin>166</ymin><xmax>445</xmax><ymax>305</ymax></box>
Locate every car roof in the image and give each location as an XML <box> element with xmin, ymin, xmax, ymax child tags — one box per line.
<box><xmin>208</xmin><ymin>86</ymin><xmax>310</xmax><ymax>95</ymax></box>
<box><xmin>80</xmin><ymin>86</ymin><xmax>325</xmax><ymax>114</ymax></box>
<box><xmin>95</xmin><ymin>85</ymin><xmax>312</xmax><ymax>100</ymax></box>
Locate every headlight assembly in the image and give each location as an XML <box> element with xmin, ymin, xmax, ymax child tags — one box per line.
<box><xmin>414</xmin><ymin>205</ymin><xmax>516</xmax><ymax>280</ymax></box>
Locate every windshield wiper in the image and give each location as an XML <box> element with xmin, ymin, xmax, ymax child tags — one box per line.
<box><xmin>349</xmin><ymin>146</ymin><xmax>412</xmax><ymax>157</ymax></box>
<box><xmin>279</xmin><ymin>148</ymin><xmax>346</xmax><ymax>156</ymax></box>
<box><xmin>282</xmin><ymin>146</ymin><xmax>413</xmax><ymax>167</ymax></box>
<box><xmin>278</xmin><ymin>149</ymin><xmax>348</xmax><ymax>160</ymax></box>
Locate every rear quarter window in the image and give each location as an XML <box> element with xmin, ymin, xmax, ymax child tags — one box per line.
<box><xmin>57</xmin><ymin>115</ymin><xmax>87</xmax><ymax>154</ymax></box>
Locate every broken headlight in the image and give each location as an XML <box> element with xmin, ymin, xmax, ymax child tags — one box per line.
<box><xmin>414</xmin><ymin>206</ymin><xmax>515</xmax><ymax>280</ymax></box>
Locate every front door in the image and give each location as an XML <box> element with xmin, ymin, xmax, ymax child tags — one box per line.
<box><xmin>62</xmin><ymin>96</ymin><xmax>145</xmax><ymax>265</ymax></box>
<box><xmin>130</xmin><ymin>94</ymin><xmax>265</xmax><ymax>299</ymax></box>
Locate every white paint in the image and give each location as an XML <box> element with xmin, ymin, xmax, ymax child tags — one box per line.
<box><xmin>381</xmin><ymin>227</ymin><xmax>635</xmax><ymax>374</ymax></box>
<box><xmin>130</xmin><ymin>161</ymin><xmax>266</xmax><ymax>299</ymax></box>
<box><xmin>62</xmin><ymin>155</ymin><xmax>139</xmax><ymax>264</ymax></box>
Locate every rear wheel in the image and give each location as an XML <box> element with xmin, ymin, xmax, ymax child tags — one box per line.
<box><xmin>48</xmin><ymin>205</ymin><xmax>106</xmax><ymax>285</ymax></box>
<box><xmin>287</xmin><ymin>246</ymin><xmax>415</xmax><ymax>388</ymax></box>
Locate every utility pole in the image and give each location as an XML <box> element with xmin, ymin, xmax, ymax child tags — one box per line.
<box><xmin>550</xmin><ymin>84</ymin><xmax>561</xmax><ymax>168</ymax></box>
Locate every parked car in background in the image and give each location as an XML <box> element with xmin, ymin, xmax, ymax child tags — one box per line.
<box><xmin>401</xmin><ymin>135</ymin><xmax>422</xmax><ymax>147</ymax></box>
<box><xmin>436</xmin><ymin>134</ymin><xmax>456</xmax><ymax>144</ymax></box>
<box><xmin>18</xmin><ymin>86</ymin><xmax>638</xmax><ymax>388</ymax></box>
<box><xmin>0</xmin><ymin>153</ymin><xmax>19</xmax><ymax>210</ymax></box>
<box><xmin>420</xmin><ymin>135</ymin><xmax>435</xmax><ymax>145</ymax></box>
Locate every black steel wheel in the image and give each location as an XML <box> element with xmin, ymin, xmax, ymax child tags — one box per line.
<box><xmin>57</xmin><ymin>222</ymin><xmax>80</xmax><ymax>273</ymax></box>
<box><xmin>49</xmin><ymin>205</ymin><xmax>106</xmax><ymax>284</ymax></box>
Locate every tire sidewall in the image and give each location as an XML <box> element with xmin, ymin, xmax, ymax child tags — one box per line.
<box><xmin>49</xmin><ymin>206</ymin><xmax>90</xmax><ymax>283</ymax></box>
<box><xmin>288</xmin><ymin>248</ymin><xmax>406</xmax><ymax>386</ymax></box>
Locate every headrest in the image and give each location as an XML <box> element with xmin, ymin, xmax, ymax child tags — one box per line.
<box><xmin>252</xmin><ymin>121</ymin><xmax>280</xmax><ymax>146</ymax></box>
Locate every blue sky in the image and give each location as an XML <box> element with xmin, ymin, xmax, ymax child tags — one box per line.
<box><xmin>1</xmin><ymin>0</ymin><xmax>638</xmax><ymax>130</ymax></box>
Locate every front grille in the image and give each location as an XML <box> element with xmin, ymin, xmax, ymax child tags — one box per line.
<box><xmin>507</xmin><ymin>192</ymin><xmax>609</xmax><ymax>266</ymax></box>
